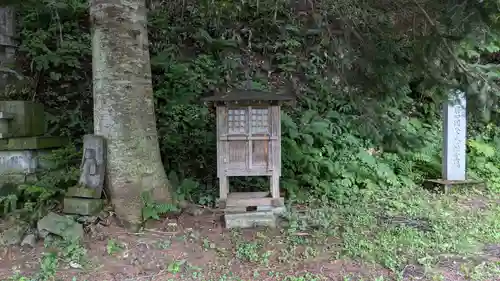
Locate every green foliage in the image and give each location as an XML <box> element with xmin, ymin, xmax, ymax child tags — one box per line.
<box><xmin>12</xmin><ymin>0</ymin><xmax>92</xmax><ymax>138</ymax></box>
<box><xmin>9</xmin><ymin>0</ymin><xmax>500</xmax><ymax>213</ymax></box>
<box><xmin>467</xmin><ymin>124</ymin><xmax>500</xmax><ymax>193</ymax></box>
<box><xmin>106</xmin><ymin>239</ymin><xmax>124</xmax><ymax>255</ymax></box>
<box><xmin>140</xmin><ymin>190</ymin><xmax>178</xmax><ymax>221</ymax></box>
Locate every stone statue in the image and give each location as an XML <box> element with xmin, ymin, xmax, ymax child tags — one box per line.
<box><xmin>67</xmin><ymin>135</ymin><xmax>106</xmax><ymax>199</ymax></box>
<box><xmin>79</xmin><ymin>148</ymin><xmax>98</xmax><ymax>187</ymax></box>
<box><xmin>63</xmin><ymin>135</ymin><xmax>106</xmax><ymax>215</ymax></box>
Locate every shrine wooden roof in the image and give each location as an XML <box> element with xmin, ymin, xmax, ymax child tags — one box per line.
<box><xmin>202</xmin><ymin>89</ymin><xmax>293</xmax><ymax>104</ymax></box>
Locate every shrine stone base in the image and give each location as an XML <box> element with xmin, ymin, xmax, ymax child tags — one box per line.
<box><xmin>220</xmin><ymin>191</ymin><xmax>286</xmax><ymax>229</ymax></box>
<box><xmin>424</xmin><ymin>179</ymin><xmax>485</xmax><ymax>194</ymax></box>
<box><xmin>63</xmin><ymin>197</ymin><xmax>103</xmax><ymax>216</ymax></box>
<box><xmin>224</xmin><ymin>209</ymin><xmax>283</xmax><ymax>229</ymax></box>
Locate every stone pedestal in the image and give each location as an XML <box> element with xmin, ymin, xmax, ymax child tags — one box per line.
<box><xmin>63</xmin><ymin>197</ymin><xmax>103</xmax><ymax>216</ymax></box>
<box><xmin>224</xmin><ymin>210</ymin><xmax>278</xmax><ymax>229</ymax></box>
<box><xmin>63</xmin><ymin>187</ymin><xmax>104</xmax><ymax>216</ymax></box>
<box><xmin>66</xmin><ymin>186</ymin><xmax>101</xmax><ymax>199</ymax></box>
<box><xmin>222</xmin><ymin>192</ymin><xmax>285</xmax><ymax>229</ymax></box>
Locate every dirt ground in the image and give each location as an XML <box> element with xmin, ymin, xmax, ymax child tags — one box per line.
<box><xmin>1</xmin><ymin>208</ymin><xmax>499</xmax><ymax>281</ymax></box>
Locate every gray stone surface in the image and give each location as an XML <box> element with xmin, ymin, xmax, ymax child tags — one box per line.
<box><xmin>443</xmin><ymin>90</ymin><xmax>467</xmax><ymax>181</ymax></box>
<box><xmin>37</xmin><ymin>229</ymin><xmax>49</xmax><ymax>239</ymax></box>
<box><xmin>21</xmin><ymin>233</ymin><xmax>36</xmax><ymax>247</ymax></box>
<box><xmin>0</xmin><ymin>150</ymin><xmax>38</xmax><ymax>175</ymax></box>
<box><xmin>37</xmin><ymin>212</ymin><xmax>84</xmax><ymax>241</ymax></box>
<box><xmin>66</xmin><ymin>186</ymin><xmax>101</xmax><ymax>199</ymax></box>
<box><xmin>224</xmin><ymin>211</ymin><xmax>277</xmax><ymax>229</ymax></box>
<box><xmin>257</xmin><ymin>205</ymin><xmax>286</xmax><ymax>215</ymax></box>
<box><xmin>225</xmin><ymin>205</ymin><xmax>286</xmax><ymax>215</ymax></box>
<box><xmin>0</xmin><ymin>111</ymin><xmax>14</xmax><ymax>138</ymax></box>
<box><xmin>77</xmin><ymin>134</ymin><xmax>105</xmax><ymax>196</ymax></box>
<box><xmin>0</xmin><ymin>101</ymin><xmax>45</xmax><ymax>138</ymax></box>
<box><xmin>0</xmin><ymin>223</ymin><xmax>28</xmax><ymax>245</ymax></box>
<box><xmin>63</xmin><ymin>198</ymin><xmax>103</xmax><ymax>216</ymax></box>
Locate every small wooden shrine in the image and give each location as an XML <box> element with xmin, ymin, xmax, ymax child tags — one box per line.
<box><xmin>204</xmin><ymin>89</ymin><xmax>292</xmax><ymax>228</ymax></box>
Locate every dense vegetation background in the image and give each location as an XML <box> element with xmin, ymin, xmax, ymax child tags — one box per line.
<box><xmin>2</xmin><ymin>0</ymin><xmax>500</xmax><ymax>208</ymax></box>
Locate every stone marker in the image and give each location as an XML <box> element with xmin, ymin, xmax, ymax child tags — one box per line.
<box><xmin>63</xmin><ymin>135</ymin><xmax>106</xmax><ymax>216</ymax></box>
<box><xmin>425</xmin><ymin>89</ymin><xmax>485</xmax><ymax>192</ymax></box>
<box><xmin>77</xmin><ymin>134</ymin><xmax>106</xmax><ymax>196</ymax></box>
<box><xmin>443</xmin><ymin>89</ymin><xmax>467</xmax><ymax>181</ymax></box>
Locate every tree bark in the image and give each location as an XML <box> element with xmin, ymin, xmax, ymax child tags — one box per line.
<box><xmin>90</xmin><ymin>0</ymin><xmax>171</xmax><ymax>229</ymax></box>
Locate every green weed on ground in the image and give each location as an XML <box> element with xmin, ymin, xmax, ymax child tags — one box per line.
<box><xmin>286</xmin><ymin>186</ymin><xmax>500</xmax><ymax>278</ymax></box>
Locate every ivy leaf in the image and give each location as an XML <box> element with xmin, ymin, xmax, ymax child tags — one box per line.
<box><xmin>142</xmin><ymin>206</ymin><xmax>159</xmax><ymax>220</ymax></box>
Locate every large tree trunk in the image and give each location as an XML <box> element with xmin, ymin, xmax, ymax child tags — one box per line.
<box><xmin>90</xmin><ymin>0</ymin><xmax>171</xmax><ymax>229</ymax></box>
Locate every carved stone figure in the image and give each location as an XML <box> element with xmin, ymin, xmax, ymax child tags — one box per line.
<box><xmin>79</xmin><ymin>148</ymin><xmax>98</xmax><ymax>188</ymax></box>
<box><xmin>67</xmin><ymin>135</ymin><xmax>106</xmax><ymax>199</ymax></box>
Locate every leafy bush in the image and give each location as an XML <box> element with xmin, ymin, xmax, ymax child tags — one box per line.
<box><xmin>4</xmin><ymin>0</ymin><xmax>499</xmax><ymax>214</ymax></box>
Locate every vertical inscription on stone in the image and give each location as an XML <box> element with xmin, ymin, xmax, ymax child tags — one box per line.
<box><xmin>443</xmin><ymin>90</ymin><xmax>467</xmax><ymax>181</ymax></box>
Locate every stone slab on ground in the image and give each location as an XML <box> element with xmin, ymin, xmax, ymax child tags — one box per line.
<box><xmin>66</xmin><ymin>186</ymin><xmax>101</xmax><ymax>199</ymax></box>
<box><xmin>21</xmin><ymin>233</ymin><xmax>36</xmax><ymax>247</ymax></box>
<box><xmin>0</xmin><ymin>223</ymin><xmax>28</xmax><ymax>246</ymax></box>
<box><xmin>63</xmin><ymin>197</ymin><xmax>103</xmax><ymax>215</ymax></box>
<box><xmin>37</xmin><ymin>212</ymin><xmax>83</xmax><ymax>241</ymax></box>
<box><xmin>224</xmin><ymin>210</ymin><xmax>277</xmax><ymax>229</ymax></box>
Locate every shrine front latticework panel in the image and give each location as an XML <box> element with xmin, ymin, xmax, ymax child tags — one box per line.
<box><xmin>228</xmin><ymin>108</ymin><xmax>247</xmax><ymax>135</ymax></box>
<box><xmin>221</xmin><ymin>106</ymin><xmax>275</xmax><ymax>175</ymax></box>
<box><xmin>250</xmin><ymin>108</ymin><xmax>269</xmax><ymax>134</ymax></box>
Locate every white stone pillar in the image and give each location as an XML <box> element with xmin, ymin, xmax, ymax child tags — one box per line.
<box><xmin>442</xmin><ymin>89</ymin><xmax>467</xmax><ymax>181</ymax></box>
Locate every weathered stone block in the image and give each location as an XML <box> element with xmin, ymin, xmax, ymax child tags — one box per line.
<box><xmin>63</xmin><ymin>197</ymin><xmax>103</xmax><ymax>216</ymax></box>
<box><xmin>0</xmin><ymin>147</ymin><xmax>66</xmax><ymax>184</ymax></box>
<box><xmin>0</xmin><ymin>101</ymin><xmax>45</xmax><ymax>137</ymax></box>
<box><xmin>0</xmin><ymin>150</ymin><xmax>37</xmax><ymax>175</ymax></box>
<box><xmin>224</xmin><ymin>205</ymin><xmax>286</xmax><ymax>215</ymax></box>
<box><xmin>256</xmin><ymin>205</ymin><xmax>286</xmax><ymax>215</ymax></box>
<box><xmin>66</xmin><ymin>186</ymin><xmax>101</xmax><ymax>199</ymax></box>
<box><xmin>0</xmin><ymin>223</ymin><xmax>28</xmax><ymax>246</ymax></box>
<box><xmin>0</xmin><ymin>136</ymin><xmax>68</xmax><ymax>151</ymax></box>
<box><xmin>37</xmin><ymin>212</ymin><xmax>83</xmax><ymax>241</ymax></box>
<box><xmin>224</xmin><ymin>211</ymin><xmax>277</xmax><ymax>229</ymax></box>
<box><xmin>0</xmin><ymin>112</ymin><xmax>14</xmax><ymax>138</ymax></box>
